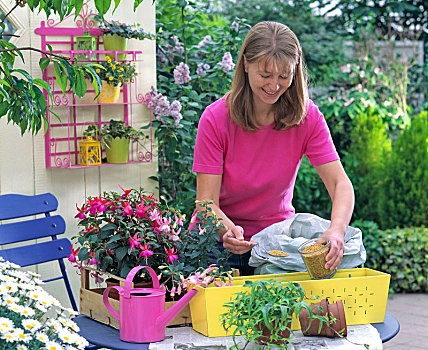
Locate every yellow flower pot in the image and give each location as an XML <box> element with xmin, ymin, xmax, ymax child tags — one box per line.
<box><xmin>97</xmin><ymin>81</ymin><xmax>120</xmax><ymax>104</ymax></box>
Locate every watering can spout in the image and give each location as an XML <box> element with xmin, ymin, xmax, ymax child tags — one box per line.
<box><xmin>156</xmin><ymin>288</ymin><xmax>198</xmax><ymax>329</ymax></box>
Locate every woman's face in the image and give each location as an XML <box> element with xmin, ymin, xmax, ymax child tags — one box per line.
<box><xmin>244</xmin><ymin>57</ymin><xmax>294</xmax><ymax>109</ymax></box>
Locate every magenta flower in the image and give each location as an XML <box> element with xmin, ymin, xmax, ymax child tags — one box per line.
<box><xmin>139</xmin><ymin>243</ymin><xmax>154</xmax><ymax>258</ymax></box>
<box><xmin>165</xmin><ymin>247</ymin><xmax>178</xmax><ymax>263</ymax></box>
<box><xmin>122</xmin><ymin>202</ymin><xmax>133</xmax><ymax>216</ymax></box>
<box><xmin>75</xmin><ymin>204</ymin><xmax>86</xmax><ymax>220</ymax></box>
<box><xmin>129</xmin><ymin>232</ymin><xmax>142</xmax><ymax>250</ymax></box>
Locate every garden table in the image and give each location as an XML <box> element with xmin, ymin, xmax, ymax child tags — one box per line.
<box><xmin>75</xmin><ymin>312</ymin><xmax>399</xmax><ymax>349</ymax></box>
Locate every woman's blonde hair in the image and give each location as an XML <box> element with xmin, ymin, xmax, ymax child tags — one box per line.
<box><xmin>227</xmin><ymin>21</ymin><xmax>308</xmax><ymax>131</ymax></box>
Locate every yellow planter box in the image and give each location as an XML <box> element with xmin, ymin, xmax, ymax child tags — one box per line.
<box><xmin>189</xmin><ymin>268</ymin><xmax>390</xmax><ymax>337</ymax></box>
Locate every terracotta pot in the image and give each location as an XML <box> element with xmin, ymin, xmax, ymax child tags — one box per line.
<box><xmin>105</xmin><ymin>278</ymin><xmax>153</xmax><ymax>301</ymax></box>
<box><xmin>298</xmin><ymin>298</ymin><xmax>347</xmax><ymax>338</ymax></box>
<box><xmin>255</xmin><ymin>318</ymin><xmax>293</xmax><ymax>346</ymax></box>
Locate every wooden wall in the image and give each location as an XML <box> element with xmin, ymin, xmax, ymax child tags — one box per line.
<box><xmin>0</xmin><ymin>1</ymin><xmax>158</xmax><ymax>309</ymax></box>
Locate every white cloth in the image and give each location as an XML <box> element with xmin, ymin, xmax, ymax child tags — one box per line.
<box><xmin>248</xmin><ymin>213</ymin><xmax>366</xmax><ymax>275</ymax></box>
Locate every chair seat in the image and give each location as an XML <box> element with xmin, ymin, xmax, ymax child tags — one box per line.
<box><xmin>74</xmin><ymin>315</ymin><xmax>150</xmax><ymax>350</ymax></box>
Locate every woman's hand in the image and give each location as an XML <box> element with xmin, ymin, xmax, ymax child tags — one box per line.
<box><xmin>321</xmin><ymin>228</ymin><xmax>345</xmax><ymax>271</ymax></box>
<box><xmin>222</xmin><ymin>225</ymin><xmax>255</xmax><ymax>255</ymax></box>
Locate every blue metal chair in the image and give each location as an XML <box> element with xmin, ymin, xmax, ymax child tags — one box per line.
<box><xmin>0</xmin><ymin>193</ymin><xmax>99</xmax><ymax>349</ymax></box>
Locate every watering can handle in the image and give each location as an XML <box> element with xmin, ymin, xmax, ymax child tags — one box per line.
<box><xmin>124</xmin><ymin>265</ymin><xmax>159</xmax><ymax>298</ymax></box>
<box><xmin>103</xmin><ymin>286</ymin><xmax>121</xmax><ymax>322</ymax></box>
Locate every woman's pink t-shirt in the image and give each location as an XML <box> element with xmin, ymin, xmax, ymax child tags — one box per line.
<box><xmin>193</xmin><ymin>98</ymin><xmax>339</xmax><ymax>240</ymax></box>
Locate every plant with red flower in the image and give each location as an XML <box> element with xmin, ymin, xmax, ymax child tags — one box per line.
<box><xmin>70</xmin><ymin>187</ymin><xmax>232</xmax><ymax>296</ymax></box>
<box><xmin>70</xmin><ymin>186</ymin><xmax>186</xmax><ymax>286</ymax></box>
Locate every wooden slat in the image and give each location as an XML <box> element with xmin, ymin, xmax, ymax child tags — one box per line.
<box><xmin>0</xmin><ymin>215</ymin><xmax>66</xmax><ymax>244</ymax></box>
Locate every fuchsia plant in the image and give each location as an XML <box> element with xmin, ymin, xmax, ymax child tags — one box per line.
<box><xmin>69</xmin><ymin>186</ymin><xmax>232</xmax><ymax>297</ymax></box>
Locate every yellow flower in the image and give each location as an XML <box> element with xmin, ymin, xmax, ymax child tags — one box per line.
<box><xmin>95</xmin><ymin>69</ymin><xmax>100</xmax><ymax>73</ymax></box>
<box><xmin>109</xmin><ymin>77</ymin><xmax>113</xmax><ymax>81</ymax></box>
<box><xmin>112</xmin><ymin>65</ymin><xmax>116</xmax><ymax>69</ymax></box>
<box><xmin>106</xmin><ymin>57</ymin><xmax>111</xmax><ymax>63</ymax></box>
<box><xmin>115</xmin><ymin>61</ymin><xmax>118</xmax><ymax>64</ymax></box>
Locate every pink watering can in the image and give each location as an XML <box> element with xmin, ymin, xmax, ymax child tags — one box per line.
<box><xmin>103</xmin><ymin>265</ymin><xmax>198</xmax><ymax>343</ymax></box>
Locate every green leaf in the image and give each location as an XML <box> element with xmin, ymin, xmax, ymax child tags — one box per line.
<box><xmin>53</xmin><ymin>61</ymin><xmax>67</xmax><ymax>94</ymax></box>
<box><xmin>0</xmin><ymin>101</ymin><xmax>8</xmax><ymax>117</ymax></box>
<box><xmin>74</xmin><ymin>0</ymin><xmax>84</xmax><ymax>19</ymax></box>
<box><xmin>115</xmin><ymin>246</ymin><xmax>128</xmax><ymax>261</ymax></box>
<box><xmin>113</xmin><ymin>0</ymin><xmax>121</xmax><ymax>13</ymax></box>
<box><xmin>73</xmin><ymin>69</ymin><xmax>87</xmax><ymax>98</ymax></box>
<box><xmin>0</xmin><ymin>86</ymin><xmax>10</xmax><ymax>102</ymax></box>
<box><xmin>39</xmin><ymin>57</ymin><xmax>50</xmax><ymax>72</ymax></box>
<box><xmin>94</xmin><ymin>0</ymin><xmax>111</xmax><ymax>17</ymax></box>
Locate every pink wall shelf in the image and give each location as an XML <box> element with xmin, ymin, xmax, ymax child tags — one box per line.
<box><xmin>34</xmin><ymin>6</ymin><xmax>153</xmax><ymax>169</ymax></box>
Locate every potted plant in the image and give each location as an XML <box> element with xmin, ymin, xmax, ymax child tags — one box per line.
<box><xmin>94</xmin><ymin>15</ymin><xmax>155</xmax><ymax>60</ymax></box>
<box><xmin>83</xmin><ymin>120</ymin><xmax>143</xmax><ymax>164</ymax></box>
<box><xmin>220</xmin><ymin>279</ymin><xmax>329</xmax><ymax>349</ymax></box>
<box><xmin>69</xmin><ymin>187</ymin><xmax>232</xmax><ymax>299</ymax></box>
<box><xmin>95</xmin><ymin>57</ymin><xmax>137</xmax><ymax>104</ymax></box>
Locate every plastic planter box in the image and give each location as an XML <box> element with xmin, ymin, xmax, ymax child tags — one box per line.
<box><xmin>189</xmin><ymin>268</ymin><xmax>390</xmax><ymax>337</ymax></box>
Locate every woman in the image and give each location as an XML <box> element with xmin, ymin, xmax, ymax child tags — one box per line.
<box><xmin>193</xmin><ymin>21</ymin><xmax>354</xmax><ymax>275</ymax></box>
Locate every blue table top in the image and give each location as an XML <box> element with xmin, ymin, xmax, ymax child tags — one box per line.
<box><xmin>76</xmin><ymin>312</ymin><xmax>400</xmax><ymax>349</ymax></box>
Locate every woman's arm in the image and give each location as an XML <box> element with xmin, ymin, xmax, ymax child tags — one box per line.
<box><xmin>314</xmin><ymin>160</ymin><xmax>355</xmax><ymax>270</ymax></box>
<box><xmin>196</xmin><ymin>172</ymin><xmax>254</xmax><ymax>254</ymax></box>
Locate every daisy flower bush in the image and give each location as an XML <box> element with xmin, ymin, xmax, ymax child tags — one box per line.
<box><xmin>0</xmin><ymin>258</ymin><xmax>88</xmax><ymax>350</ymax></box>
<box><xmin>69</xmin><ymin>186</ymin><xmax>232</xmax><ymax>297</ymax></box>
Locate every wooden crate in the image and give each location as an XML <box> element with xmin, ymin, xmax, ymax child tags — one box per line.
<box><xmin>79</xmin><ymin>267</ymin><xmax>192</xmax><ymax>329</ymax></box>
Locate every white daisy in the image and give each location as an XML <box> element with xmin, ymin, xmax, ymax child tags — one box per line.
<box><xmin>21</xmin><ymin>319</ymin><xmax>42</xmax><ymax>332</ymax></box>
<box><xmin>35</xmin><ymin>331</ymin><xmax>50</xmax><ymax>343</ymax></box>
<box><xmin>0</xmin><ymin>317</ymin><xmax>14</xmax><ymax>330</ymax></box>
<box><xmin>58</xmin><ymin>328</ymin><xmax>75</xmax><ymax>344</ymax></box>
<box><xmin>15</xmin><ymin>328</ymin><xmax>32</xmax><ymax>343</ymax></box>
<box><xmin>17</xmin><ymin>345</ymin><xmax>28</xmax><ymax>350</ymax></box>
<box><xmin>44</xmin><ymin>340</ymin><xmax>63</xmax><ymax>350</ymax></box>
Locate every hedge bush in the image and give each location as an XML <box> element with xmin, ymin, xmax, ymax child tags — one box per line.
<box><xmin>377</xmin><ymin>112</ymin><xmax>428</xmax><ymax>229</ymax></box>
<box><xmin>345</xmin><ymin>108</ymin><xmax>391</xmax><ymax>223</ymax></box>
<box><xmin>354</xmin><ymin>220</ymin><xmax>428</xmax><ymax>293</ymax></box>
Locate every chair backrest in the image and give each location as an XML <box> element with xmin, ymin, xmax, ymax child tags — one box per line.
<box><xmin>0</xmin><ymin>193</ymin><xmax>78</xmax><ymax>311</ymax></box>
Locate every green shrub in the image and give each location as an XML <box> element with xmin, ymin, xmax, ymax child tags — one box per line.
<box><xmin>377</xmin><ymin>112</ymin><xmax>428</xmax><ymax>229</ymax></box>
<box><xmin>354</xmin><ymin>220</ymin><xmax>428</xmax><ymax>293</ymax></box>
<box><xmin>345</xmin><ymin>108</ymin><xmax>391</xmax><ymax>222</ymax></box>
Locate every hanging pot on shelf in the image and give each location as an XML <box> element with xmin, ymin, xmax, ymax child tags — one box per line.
<box><xmin>105</xmin><ymin>137</ymin><xmax>130</xmax><ymax>164</ymax></box>
<box><xmin>103</xmin><ymin>34</ymin><xmax>128</xmax><ymax>60</ymax></box>
<box><xmin>97</xmin><ymin>81</ymin><xmax>121</xmax><ymax>104</ymax></box>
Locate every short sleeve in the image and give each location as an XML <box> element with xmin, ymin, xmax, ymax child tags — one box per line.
<box><xmin>192</xmin><ymin>108</ymin><xmax>224</xmax><ymax>174</ymax></box>
<box><xmin>304</xmin><ymin>102</ymin><xmax>339</xmax><ymax>166</ymax></box>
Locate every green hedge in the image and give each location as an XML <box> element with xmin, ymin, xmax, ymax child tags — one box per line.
<box><xmin>354</xmin><ymin>220</ymin><xmax>428</xmax><ymax>293</ymax></box>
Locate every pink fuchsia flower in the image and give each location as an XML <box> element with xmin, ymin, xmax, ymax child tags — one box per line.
<box><xmin>165</xmin><ymin>247</ymin><xmax>178</xmax><ymax>263</ymax></box>
<box><xmin>219</xmin><ymin>52</ymin><xmax>235</xmax><ymax>72</ymax></box>
<box><xmin>122</xmin><ymin>202</ymin><xmax>133</xmax><ymax>216</ymax></box>
<box><xmin>159</xmin><ymin>217</ymin><xmax>172</xmax><ymax>233</ymax></box>
<box><xmin>75</xmin><ymin>204</ymin><xmax>86</xmax><ymax>220</ymax></box>
<box><xmin>149</xmin><ymin>208</ymin><xmax>161</xmax><ymax>222</ymax></box>
<box><xmin>129</xmin><ymin>232</ymin><xmax>142</xmax><ymax>250</ymax></box>
<box><xmin>173</xmin><ymin>62</ymin><xmax>191</xmax><ymax>84</ymax></box>
<box><xmin>135</xmin><ymin>202</ymin><xmax>150</xmax><ymax>218</ymax></box>
<box><xmin>139</xmin><ymin>243</ymin><xmax>154</xmax><ymax>258</ymax></box>
<box><xmin>89</xmin><ymin>252</ymin><xmax>100</xmax><ymax>265</ymax></box>
<box><xmin>168</xmin><ymin>227</ymin><xmax>181</xmax><ymax>242</ymax></box>
<box><xmin>119</xmin><ymin>185</ymin><xmax>132</xmax><ymax>198</ymax></box>
<box><xmin>91</xmin><ymin>272</ymin><xmax>104</xmax><ymax>284</ymax></box>
<box><xmin>67</xmin><ymin>244</ymin><xmax>80</xmax><ymax>263</ymax></box>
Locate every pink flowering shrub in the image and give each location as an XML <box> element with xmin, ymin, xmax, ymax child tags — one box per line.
<box><xmin>69</xmin><ymin>186</ymin><xmax>185</xmax><ymax>285</ymax></box>
<box><xmin>69</xmin><ymin>187</ymin><xmax>232</xmax><ymax>296</ymax></box>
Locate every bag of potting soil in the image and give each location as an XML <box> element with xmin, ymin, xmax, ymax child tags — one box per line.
<box><xmin>248</xmin><ymin>213</ymin><xmax>366</xmax><ymax>275</ymax></box>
